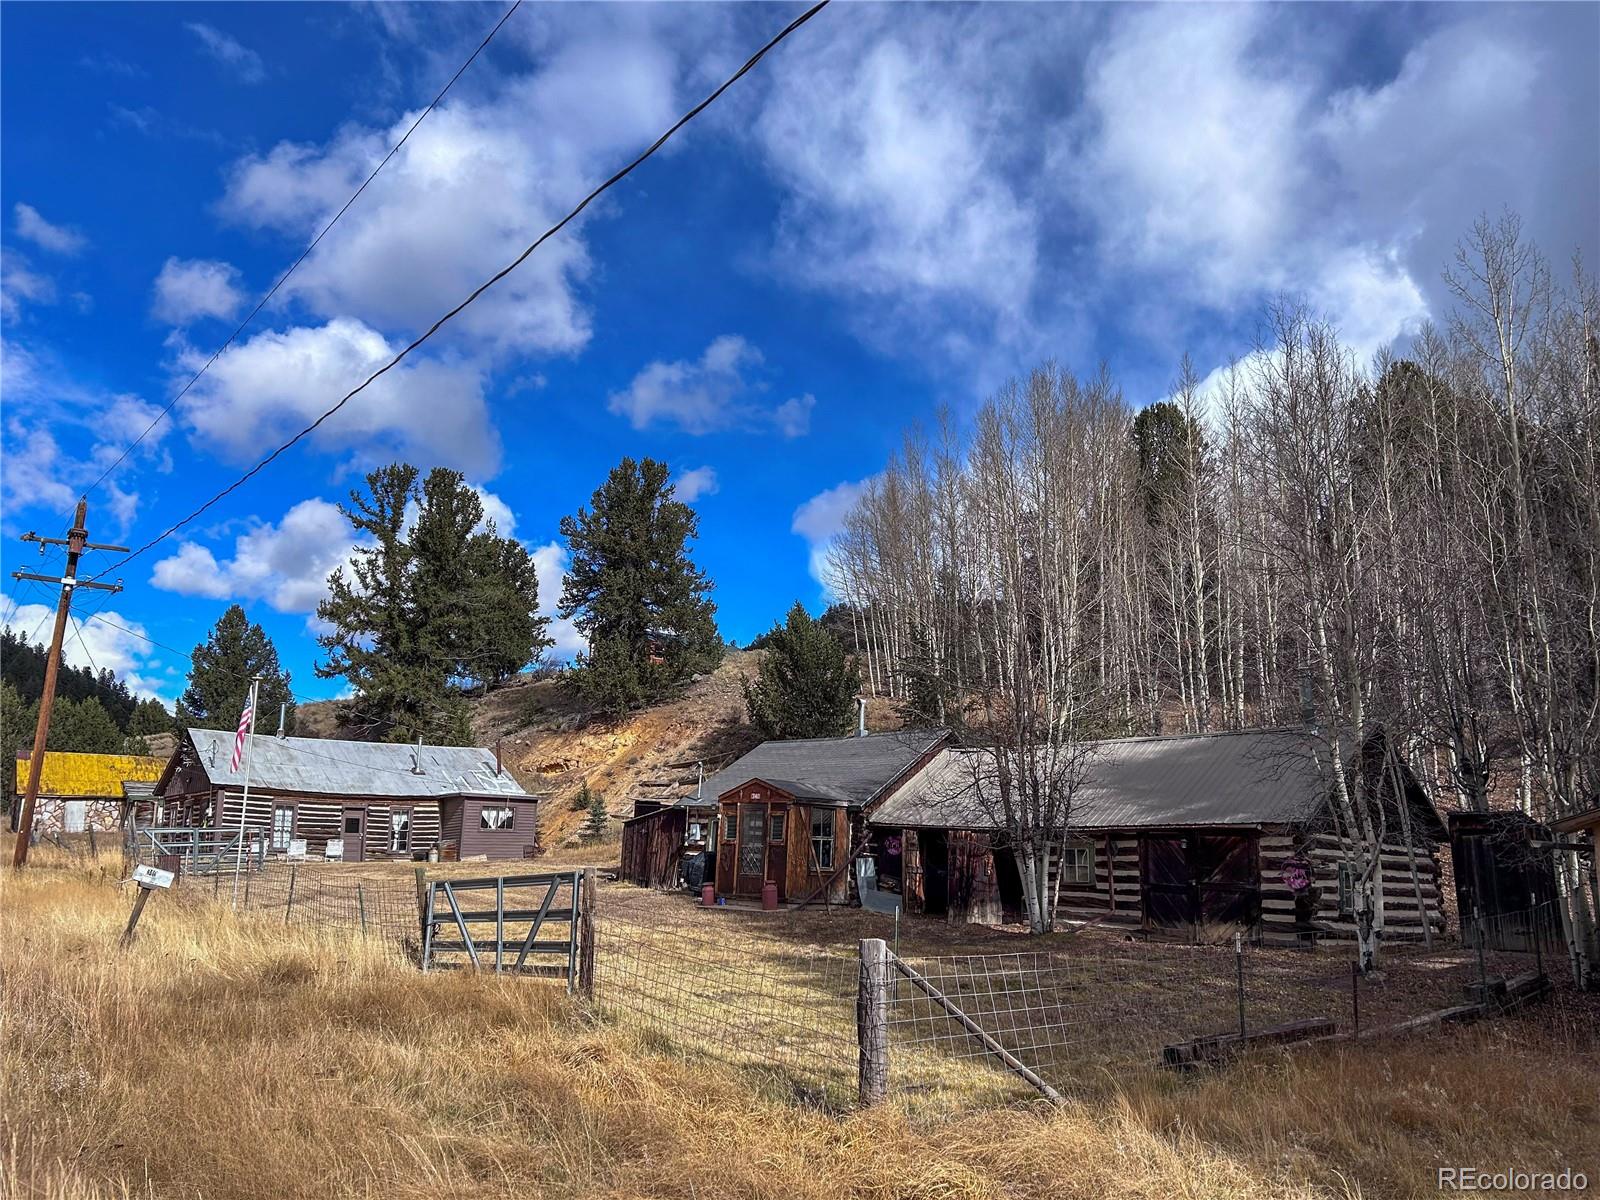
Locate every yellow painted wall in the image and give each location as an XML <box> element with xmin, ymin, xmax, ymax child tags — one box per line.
<box><xmin>13</xmin><ymin>751</ymin><xmax>166</xmax><ymax>798</ymax></box>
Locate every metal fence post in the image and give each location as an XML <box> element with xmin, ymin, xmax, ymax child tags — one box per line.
<box><xmin>1534</xmin><ymin>903</ymin><xmax>1545</xmax><ymax>979</ymax></box>
<box><xmin>1235</xmin><ymin>931</ymin><xmax>1245</xmax><ymax>1039</ymax></box>
<box><xmin>1473</xmin><ymin>906</ymin><xmax>1488</xmax><ymax>995</ymax></box>
<box><xmin>578</xmin><ymin>866</ymin><xmax>597</xmax><ymax>999</ymax></box>
<box><xmin>857</xmin><ymin>937</ymin><xmax>889</xmax><ymax>1108</ymax></box>
<box><xmin>357</xmin><ymin>883</ymin><xmax>368</xmax><ymax>936</ymax></box>
<box><xmin>285</xmin><ymin>866</ymin><xmax>298</xmax><ymax>924</ymax></box>
<box><xmin>1351</xmin><ymin>960</ymin><xmax>1360</xmax><ymax>1035</ymax></box>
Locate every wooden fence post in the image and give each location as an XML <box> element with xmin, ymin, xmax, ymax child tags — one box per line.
<box><xmin>357</xmin><ymin>882</ymin><xmax>368</xmax><ymax>936</ymax></box>
<box><xmin>857</xmin><ymin>937</ymin><xmax>889</xmax><ymax>1107</ymax></box>
<box><xmin>414</xmin><ymin>867</ymin><xmax>428</xmax><ymax>947</ymax></box>
<box><xmin>578</xmin><ymin>866</ymin><xmax>597</xmax><ymax>999</ymax></box>
<box><xmin>285</xmin><ymin>866</ymin><xmax>298</xmax><ymax>924</ymax></box>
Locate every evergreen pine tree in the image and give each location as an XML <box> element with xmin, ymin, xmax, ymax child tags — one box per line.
<box><xmin>742</xmin><ymin>602</ymin><xmax>862</xmax><ymax>740</ymax></box>
<box><xmin>570</xmin><ymin>779</ymin><xmax>593</xmax><ymax>812</ymax></box>
<box><xmin>558</xmin><ymin>457</ymin><xmax>721</xmax><ymax>715</ymax></box>
<box><xmin>581</xmin><ymin>784</ymin><xmax>609</xmax><ymax>842</ymax></box>
<box><xmin>46</xmin><ymin>696</ymin><xmax>124</xmax><ymax>754</ymax></box>
<box><xmin>318</xmin><ymin>465</ymin><xmax>550</xmax><ymax>742</ymax></box>
<box><xmin>124</xmin><ymin>698</ymin><xmax>176</xmax><ymax>755</ymax></box>
<box><xmin>179</xmin><ymin>606</ymin><xmax>295</xmax><ymax>733</ymax></box>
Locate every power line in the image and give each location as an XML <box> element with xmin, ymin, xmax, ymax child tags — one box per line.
<box><xmin>84</xmin><ymin>0</ymin><xmax>525</xmax><ymax>498</ymax></box>
<box><xmin>89</xmin><ymin>0</ymin><xmax>831</xmax><ymax>584</ymax></box>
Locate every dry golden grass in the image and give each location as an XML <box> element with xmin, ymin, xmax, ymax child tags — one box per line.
<box><xmin>3</xmin><ymin>842</ymin><xmax>1595</xmax><ymax>1200</ymax></box>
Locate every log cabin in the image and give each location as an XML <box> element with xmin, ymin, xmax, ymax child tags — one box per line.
<box><xmin>867</xmin><ymin>727</ymin><xmax>1449</xmax><ymax>943</ymax></box>
<box><xmin>154</xmin><ymin>728</ymin><xmax>537</xmax><ymax>862</ymax></box>
<box><xmin>690</xmin><ymin>730</ymin><xmax>949</xmax><ymax>905</ymax></box>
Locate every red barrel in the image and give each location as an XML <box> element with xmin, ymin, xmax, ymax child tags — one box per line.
<box><xmin>761</xmin><ymin>882</ymin><xmax>779</xmax><ymax>911</ymax></box>
<box><xmin>701</xmin><ymin>884</ymin><xmax>716</xmax><ymax>907</ymax></box>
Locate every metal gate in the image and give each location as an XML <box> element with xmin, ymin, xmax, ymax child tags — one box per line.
<box><xmin>421</xmin><ymin>871</ymin><xmax>584</xmax><ymax>985</ymax></box>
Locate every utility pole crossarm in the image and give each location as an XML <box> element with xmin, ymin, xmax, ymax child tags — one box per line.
<box><xmin>10</xmin><ymin>571</ymin><xmax>123</xmax><ymax>593</ymax></box>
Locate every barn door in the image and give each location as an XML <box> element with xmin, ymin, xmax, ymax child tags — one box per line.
<box><xmin>1192</xmin><ymin>835</ymin><xmax>1259</xmax><ymax>930</ymax></box>
<box><xmin>1141</xmin><ymin>836</ymin><xmax>1192</xmax><ymax>928</ymax></box>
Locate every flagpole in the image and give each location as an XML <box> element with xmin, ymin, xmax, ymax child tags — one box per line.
<box><xmin>231</xmin><ymin>676</ymin><xmax>262</xmax><ymax>906</ymax></box>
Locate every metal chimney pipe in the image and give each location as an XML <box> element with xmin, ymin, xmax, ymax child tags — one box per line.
<box><xmin>857</xmin><ymin>697</ymin><xmax>868</xmax><ymax>738</ymax></box>
<box><xmin>495</xmin><ymin>737</ymin><xmax>502</xmax><ymax>777</ymax></box>
<box><xmin>276</xmin><ymin>703</ymin><xmax>287</xmax><ymax>740</ymax></box>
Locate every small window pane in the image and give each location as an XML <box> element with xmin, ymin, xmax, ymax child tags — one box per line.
<box><xmin>770</xmin><ymin>813</ymin><xmax>786</xmax><ymax>843</ymax></box>
<box><xmin>810</xmin><ymin>810</ymin><xmax>835</xmax><ymax>871</ymax></box>
<box><xmin>1063</xmin><ymin>842</ymin><xmax>1094</xmax><ymax>886</ymax></box>
<box><xmin>723</xmin><ymin>814</ymin><xmax>737</xmax><ymax>841</ymax></box>
<box><xmin>344</xmin><ymin>815</ymin><xmax>361</xmax><ymax>834</ymax></box>
<box><xmin>480</xmin><ymin>806</ymin><xmax>514</xmax><ymax>831</ymax></box>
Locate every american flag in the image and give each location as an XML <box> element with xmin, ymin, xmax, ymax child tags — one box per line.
<box><xmin>230</xmin><ymin>698</ymin><xmax>255</xmax><ymax>773</ymax></box>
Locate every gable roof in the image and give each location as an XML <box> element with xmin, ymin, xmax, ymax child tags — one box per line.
<box><xmin>690</xmin><ymin>730</ymin><xmax>948</xmax><ymax>809</ymax></box>
<box><xmin>15</xmin><ymin>751</ymin><xmax>167</xmax><ymax>798</ymax></box>
<box><xmin>872</xmin><ymin>727</ymin><xmax>1438</xmax><ymax>833</ymax></box>
<box><xmin>167</xmin><ymin>728</ymin><xmax>530</xmax><ymax>801</ymax></box>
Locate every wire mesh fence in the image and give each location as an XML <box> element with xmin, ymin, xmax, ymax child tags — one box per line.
<box><xmin>593</xmin><ymin>906</ymin><xmax>860</xmax><ymax>1107</ymax></box>
<box><xmin>586</xmin><ymin>893</ymin><xmax>1575</xmax><ymax>1112</ymax></box>
<box><xmin>231</xmin><ymin>861</ymin><xmax>421</xmax><ymax>940</ymax></box>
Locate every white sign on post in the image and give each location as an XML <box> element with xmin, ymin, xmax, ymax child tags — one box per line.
<box><xmin>132</xmin><ymin>864</ymin><xmax>175</xmax><ymax>890</ymax></box>
<box><xmin>324</xmin><ymin>839</ymin><xmax>344</xmax><ymax>861</ymax></box>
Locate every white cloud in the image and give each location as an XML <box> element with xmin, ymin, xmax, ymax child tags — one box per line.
<box><xmin>4</xmin><ymin>600</ymin><xmax>170</xmax><ymax>703</ymax></box>
<box><xmin>218</xmin><ymin>31</ymin><xmax>683</xmax><ymax>359</ymax></box>
<box><xmin>150</xmin><ymin>498</ymin><xmax>356</xmax><ymax>614</ymax></box>
<box><xmin>608</xmin><ymin>336</ymin><xmax>813</xmax><ymax>437</ymax></box>
<box><xmin>185</xmin><ymin>22</ymin><xmax>266</xmax><ymax>84</ymax></box>
<box><xmin>674</xmin><ymin>466</ymin><xmax>719</xmax><ymax>503</ymax></box>
<box><xmin>175</xmin><ymin>317</ymin><xmax>499</xmax><ymax>476</ymax></box>
<box><xmin>1</xmin><ymin>254</ymin><xmax>57</xmax><ymax>321</ymax></box>
<box><xmin>152</xmin><ymin>257</ymin><xmax>244</xmax><ymax>325</ymax></box>
<box><xmin>792</xmin><ymin>477</ymin><xmax>873</xmax><ymax>594</ymax></box>
<box><xmin>529</xmin><ymin>540</ymin><xmax>586</xmax><ymax>660</ymax></box>
<box><xmin>13</xmin><ymin>203</ymin><xmax>86</xmax><ymax>255</ymax></box>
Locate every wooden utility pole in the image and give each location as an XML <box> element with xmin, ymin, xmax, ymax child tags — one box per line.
<box><xmin>9</xmin><ymin>498</ymin><xmax>127</xmax><ymax>869</ymax></box>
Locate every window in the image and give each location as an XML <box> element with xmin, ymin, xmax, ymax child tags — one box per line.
<box><xmin>344</xmin><ymin>815</ymin><xmax>362</xmax><ymax>835</ymax></box>
<box><xmin>687</xmin><ymin>820</ymin><xmax>707</xmax><ymax>844</ymax></box>
<box><xmin>723</xmin><ymin>813</ymin><xmax>737</xmax><ymax>841</ymax></box>
<box><xmin>770</xmin><ymin>813</ymin><xmax>786</xmax><ymax>843</ymax></box>
<box><xmin>389</xmin><ymin>809</ymin><xmax>412</xmax><ymax>853</ymax></box>
<box><xmin>480</xmin><ymin>806</ymin><xmax>515</xmax><ymax>831</ymax></box>
<box><xmin>810</xmin><ymin>810</ymin><xmax>835</xmax><ymax>871</ymax></box>
<box><xmin>271</xmin><ymin>805</ymin><xmax>295</xmax><ymax>851</ymax></box>
<box><xmin>1337</xmin><ymin>862</ymin><xmax>1354</xmax><ymax>915</ymax></box>
<box><xmin>1062</xmin><ymin>841</ymin><xmax>1094</xmax><ymax>886</ymax></box>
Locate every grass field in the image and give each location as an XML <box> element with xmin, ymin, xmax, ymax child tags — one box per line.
<box><xmin>4</xmin><ymin>840</ymin><xmax>1597</xmax><ymax>1199</ymax></box>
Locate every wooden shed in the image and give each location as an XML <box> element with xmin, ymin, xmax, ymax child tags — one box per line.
<box><xmin>687</xmin><ymin>730</ymin><xmax>948</xmax><ymax>906</ymax></box>
<box><xmin>620</xmin><ymin>805</ymin><xmax>688</xmax><ymax>889</ymax></box>
<box><xmin>156</xmin><ymin>728</ymin><xmax>534</xmax><ymax>862</ymax></box>
<box><xmin>869</xmin><ymin>727</ymin><xmax>1448</xmax><ymax>943</ymax></box>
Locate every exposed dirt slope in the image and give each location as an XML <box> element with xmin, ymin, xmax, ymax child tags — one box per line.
<box><xmin>298</xmin><ymin>652</ymin><xmax>771</xmax><ymax>848</ymax></box>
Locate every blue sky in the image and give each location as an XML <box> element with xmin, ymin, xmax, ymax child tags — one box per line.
<box><xmin>2</xmin><ymin>1</ymin><xmax>1596</xmax><ymax>707</ymax></box>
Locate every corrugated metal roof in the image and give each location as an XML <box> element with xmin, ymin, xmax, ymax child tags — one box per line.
<box><xmin>15</xmin><ymin>751</ymin><xmax>167</xmax><ymax>798</ymax></box>
<box><xmin>684</xmin><ymin>730</ymin><xmax>947</xmax><ymax>809</ymax></box>
<box><xmin>181</xmin><ymin>728</ymin><xmax>530</xmax><ymax>800</ymax></box>
<box><xmin>872</xmin><ymin>729</ymin><xmax>1337</xmax><ymax>831</ymax></box>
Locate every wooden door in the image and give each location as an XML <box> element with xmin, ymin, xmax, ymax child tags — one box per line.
<box><xmin>735</xmin><ymin>803</ymin><xmax>768</xmax><ymax>897</ymax></box>
<box><xmin>1193</xmin><ymin>835</ymin><xmax>1258</xmax><ymax>928</ymax></box>
<box><xmin>341</xmin><ymin>807</ymin><xmax>365</xmax><ymax>862</ymax></box>
<box><xmin>1141</xmin><ymin>836</ymin><xmax>1192</xmax><ymax>928</ymax></box>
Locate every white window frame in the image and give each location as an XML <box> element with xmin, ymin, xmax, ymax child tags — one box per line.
<box><xmin>480</xmin><ymin>805</ymin><xmax>515</xmax><ymax>831</ymax></box>
<box><xmin>389</xmin><ymin>808</ymin><xmax>412</xmax><ymax>853</ymax></box>
<box><xmin>1062</xmin><ymin>840</ymin><xmax>1094</xmax><ymax>887</ymax></box>
<box><xmin>271</xmin><ymin>804</ymin><xmax>295</xmax><ymax>851</ymax></box>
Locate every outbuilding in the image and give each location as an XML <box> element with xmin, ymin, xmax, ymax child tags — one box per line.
<box><xmin>869</xmin><ymin>727</ymin><xmax>1449</xmax><ymax>942</ymax></box>
<box><xmin>155</xmin><ymin>728</ymin><xmax>537</xmax><ymax>861</ymax></box>
<box><xmin>12</xmin><ymin>750</ymin><xmax>167</xmax><ymax>836</ymax></box>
